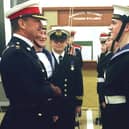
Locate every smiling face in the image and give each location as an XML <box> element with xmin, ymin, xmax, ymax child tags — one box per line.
<box><xmin>34</xmin><ymin>28</ymin><xmax>47</xmax><ymax>48</ymax></box>
<box><xmin>49</xmin><ymin>29</ymin><xmax>69</xmax><ymax>54</ymax></box>
<box><xmin>50</xmin><ymin>40</ymin><xmax>67</xmax><ymax>54</ymax></box>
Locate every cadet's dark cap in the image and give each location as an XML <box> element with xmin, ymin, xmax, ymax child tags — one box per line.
<box><xmin>112</xmin><ymin>5</ymin><xmax>129</xmax><ymax>21</ymax></box>
<box><xmin>48</xmin><ymin>29</ymin><xmax>70</xmax><ymax>42</ymax></box>
<box><xmin>6</xmin><ymin>0</ymin><xmax>47</xmax><ymax>21</ymax></box>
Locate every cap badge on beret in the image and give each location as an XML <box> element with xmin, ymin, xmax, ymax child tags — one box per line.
<box><xmin>48</xmin><ymin>29</ymin><xmax>70</xmax><ymax>37</ymax></box>
<box><xmin>55</xmin><ymin>31</ymin><xmax>62</xmax><ymax>36</ymax></box>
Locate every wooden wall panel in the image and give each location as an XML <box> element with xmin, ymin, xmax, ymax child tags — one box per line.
<box><xmin>43</xmin><ymin>7</ymin><xmax>113</xmax><ymax>26</ymax></box>
<box><xmin>58</xmin><ymin>10</ymin><xmax>113</xmax><ymax>26</ymax></box>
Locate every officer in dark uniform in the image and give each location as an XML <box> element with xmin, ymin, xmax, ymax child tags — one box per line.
<box><xmin>103</xmin><ymin>5</ymin><xmax>129</xmax><ymax>129</ymax></box>
<box><xmin>48</xmin><ymin>29</ymin><xmax>83</xmax><ymax>129</ymax></box>
<box><xmin>0</xmin><ymin>1</ymin><xmax>61</xmax><ymax>129</ymax></box>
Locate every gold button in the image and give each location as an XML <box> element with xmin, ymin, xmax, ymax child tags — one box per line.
<box><xmin>64</xmin><ymin>84</ymin><xmax>67</xmax><ymax>87</ymax></box>
<box><xmin>64</xmin><ymin>89</ymin><xmax>67</xmax><ymax>92</ymax></box>
<box><xmin>64</xmin><ymin>78</ymin><xmax>68</xmax><ymax>82</ymax></box>
<box><xmin>64</xmin><ymin>94</ymin><xmax>67</xmax><ymax>96</ymax></box>
<box><xmin>16</xmin><ymin>42</ymin><xmax>20</xmax><ymax>45</ymax></box>
<box><xmin>38</xmin><ymin>113</ymin><xmax>43</xmax><ymax>117</ymax></box>
<box><xmin>27</xmin><ymin>47</ymin><xmax>31</xmax><ymax>51</ymax></box>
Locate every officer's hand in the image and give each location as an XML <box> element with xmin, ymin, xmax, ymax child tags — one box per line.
<box><xmin>50</xmin><ymin>84</ymin><xmax>62</xmax><ymax>96</ymax></box>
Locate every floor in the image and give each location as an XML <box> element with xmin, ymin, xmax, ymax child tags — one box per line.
<box><xmin>77</xmin><ymin>109</ymin><xmax>102</xmax><ymax>129</ymax></box>
<box><xmin>0</xmin><ymin>108</ymin><xmax>102</xmax><ymax>129</ymax></box>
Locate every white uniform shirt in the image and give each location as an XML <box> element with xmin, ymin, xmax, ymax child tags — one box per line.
<box><xmin>37</xmin><ymin>52</ymin><xmax>53</xmax><ymax>78</ymax></box>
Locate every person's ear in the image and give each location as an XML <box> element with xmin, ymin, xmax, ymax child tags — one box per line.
<box><xmin>124</xmin><ymin>23</ymin><xmax>129</xmax><ymax>32</ymax></box>
<box><xmin>18</xmin><ymin>18</ymin><xmax>26</xmax><ymax>30</ymax></box>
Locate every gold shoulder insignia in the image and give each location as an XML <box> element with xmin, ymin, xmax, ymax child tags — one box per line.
<box><xmin>2</xmin><ymin>44</ymin><xmax>20</xmax><ymax>55</ymax></box>
<box><xmin>15</xmin><ymin>45</ymin><xmax>20</xmax><ymax>49</ymax></box>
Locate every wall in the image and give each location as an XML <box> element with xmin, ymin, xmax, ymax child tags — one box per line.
<box><xmin>40</xmin><ymin>0</ymin><xmax>129</xmax><ymax>7</ymax></box>
<box><xmin>44</xmin><ymin>7</ymin><xmax>112</xmax><ymax>60</ymax></box>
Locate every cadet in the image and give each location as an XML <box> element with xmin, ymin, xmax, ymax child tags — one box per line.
<box><xmin>103</xmin><ymin>5</ymin><xmax>129</xmax><ymax>129</ymax></box>
<box><xmin>96</xmin><ymin>32</ymin><xmax>116</xmax><ymax>128</ymax></box>
<box><xmin>96</xmin><ymin>32</ymin><xmax>109</xmax><ymax>125</ymax></box>
<box><xmin>48</xmin><ymin>29</ymin><xmax>83</xmax><ymax>129</ymax></box>
<box><xmin>0</xmin><ymin>1</ymin><xmax>61</xmax><ymax>129</ymax></box>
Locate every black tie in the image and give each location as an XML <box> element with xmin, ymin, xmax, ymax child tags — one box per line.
<box><xmin>59</xmin><ymin>55</ymin><xmax>63</xmax><ymax>64</ymax></box>
<box><xmin>31</xmin><ymin>46</ymin><xmax>35</xmax><ymax>52</ymax></box>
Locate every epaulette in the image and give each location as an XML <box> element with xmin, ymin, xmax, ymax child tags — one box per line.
<box><xmin>2</xmin><ymin>42</ymin><xmax>21</xmax><ymax>55</ymax></box>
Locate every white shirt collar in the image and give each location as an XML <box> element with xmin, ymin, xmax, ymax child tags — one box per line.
<box><xmin>13</xmin><ymin>33</ymin><xmax>33</xmax><ymax>47</ymax></box>
<box><xmin>52</xmin><ymin>49</ymin><xmax>65</xmax><ymax>63</ymax></box>
<box><xmin>52</xmin><ymin>49</ymin><xmax>65</xmax><ymax>58</ymax></box>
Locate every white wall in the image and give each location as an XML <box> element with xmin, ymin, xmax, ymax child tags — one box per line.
<box><xmin>40</xmin><ymin>0</ymin><xmax>129</xmax><ymax>7</ymax></box>
<box><xmin>73</xmin><ymin>26</ymin><xmax>108</xmax><ymax>60</ymax></box>
<box><xmin>4</xmin><ymin>0</ymin><xmax>129</xmax><ymax>45</ymax></box>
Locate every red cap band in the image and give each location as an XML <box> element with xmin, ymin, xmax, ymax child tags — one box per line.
<box><xmin>8</xmin><ymin>7</ymin><xmax>40</xmax><ymax>20</ymax></box>
<box><xmin>100</xmin><ymin>33</ymin><xmax>109</xmax><ymax>37</ymax></box>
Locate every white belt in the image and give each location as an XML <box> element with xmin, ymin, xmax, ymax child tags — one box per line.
<box><xmin>105</xmin><ymin>96</ymin><xmax>126</xmax><ymax>104</ymax></box>
<box><xmin>97</xmin><ymin>77</ymin><xmax>105</xmax><ymax>83</ymax></box>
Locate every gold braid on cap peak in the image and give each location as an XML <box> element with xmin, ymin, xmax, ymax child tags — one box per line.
<box><xmin>31</xmin><ymin>14</ymin><xmax>47</xmax><ymax>20</ymax></box>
